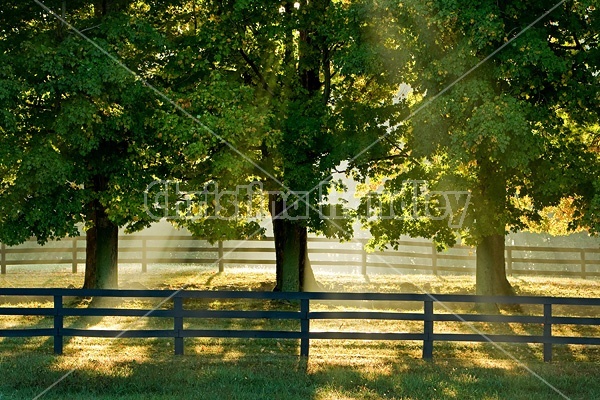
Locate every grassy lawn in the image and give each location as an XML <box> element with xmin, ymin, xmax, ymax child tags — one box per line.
<box><xmin>1</xmin><ymin>269</ymin><xmax>600</xmax><ymax>399</ymax></box>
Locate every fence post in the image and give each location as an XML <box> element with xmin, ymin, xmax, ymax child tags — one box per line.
<box><xmin>71</xmin><ymin>238</ymin><xmax>78</xmax><ymax>273</ymax></box>
<box><xmin>506</xmin><ymin>247</ymin><xmax>513</xmax><ymax>276</ymax></box>
<box><xmin>1</xmin><ymin>243</ymin><xmax>5</xmax><ymax>275</ymax></box>
<box><xmin>174</xmin><ymin>296</ymin><xmax>184</xmax><ymax>355</ymax></box>
<box><xmin>431</xmin><ymin>244</ymin><xmax>438</xmax><ymax>276</ymax></box>
<box><xmin>543</xmin><ymin>303</ymin><xmax>552</xmax><ymax>362</ymax></box>
<box><xmin>300</xmin><ymin>298</ymin><xmax>310</xmax><ymax>357</ymax></box>
<box><xmin>423</xmin><ymin>299</ymin><xmax>434</xmax><ymax>359</ymax></box>
<box><xmin>361</xmin><ymin>243</ymin><xmax>368</xmax><ymax>276</ymax></box>
<box><xmin>142</xmin><ymin>238</ymin><xmax>148</xmax><ymax>273</ymax></box>
<box><xmin>580</xmin><ymin>250</ymin><xmax>586</xmax><ymax>279</ymax></box>
<box><xmin>54</xmin><ymin>295</ymin><xmax>63</xmax><ymax>355</ymax></box>
<box><xmin>218</xmin><ymin>241</ymin><xmax>224</xmax><ymax>273</ymax></box>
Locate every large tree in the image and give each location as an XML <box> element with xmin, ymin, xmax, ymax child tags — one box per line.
<box><xmin>357</xmin><ymin>0</ymin><xmax>600</xmax><ymax>296</ymax></box>
<box><xmin>0</xmin><ymin>1</ymin><xmax>189</xmax><ymax>288</ymax></box>
<box><xmin>160</xmin><ymin>0</ymin><xmax>411</xmax><ymax>291</ymax></box>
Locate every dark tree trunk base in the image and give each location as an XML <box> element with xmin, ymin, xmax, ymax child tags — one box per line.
<box><xmin>270</xmin><ymin>195</ymin><xmax>320</xmax><ymax>292</ymax></box>
<box><xmin>476</xmin><ymin>234</ymin><xmax>514</xmax><ymax>296</ymax></box>
<box><xmin>83</xmin><ymin>191</ymin><xmax>119</xmax><ymax>289</ymax></box>
<box><xmin>475</xmin><ymin>234</ymin><xmax>519</xmax><ymax>313</ymax></box>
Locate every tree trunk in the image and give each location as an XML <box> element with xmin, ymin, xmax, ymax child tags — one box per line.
<box><xmin>83</xmin><ymin>179</ymin><xmax>119</xmax><ymax>289</ymax></box>
<box><xmin>94</xmin><ymin>0</ymin><xmax>126</xmax><ymax>17</ymax></box>
<box><xmin>268</xmin><ymin>0</ymin><xmax>327</xmax><ymax>292</ymax></box>
<box><xmin>270</xmin><ymin>194</ymin><xmax>318</xmax><ymax>292</ymax></box>
<box><xmin>476</xmin><ymin>234</ymin><xmax>514</xmax><ymax>296</ymax></box>
<box><xmin>474</xmin><ymin>159</ymin><xmax>515</xmax><ymax>299</ymax></box>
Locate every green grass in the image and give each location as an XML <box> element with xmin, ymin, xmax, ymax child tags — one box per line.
<box><xmin>1</xmin><ymin>346</ymin><xmax>599</xmax><ymax>399</ymax></box>
<box><xmin>1</xmin><ymin>269</ymin><xmax>600</xmax><ymax>399</ymax></box>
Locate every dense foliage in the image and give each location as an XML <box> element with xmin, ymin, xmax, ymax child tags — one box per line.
<box><xmin>356</xmin><ymin>0</ymin><xmax>600</xmax><ymax>294</ymax></box>
<box><xmin>1</xmin><ymin>1</ymin><xmax>598</xmax><ymax>294</ymax></box>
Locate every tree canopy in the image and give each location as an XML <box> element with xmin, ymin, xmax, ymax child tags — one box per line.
<box><xmin>1</xmin><ymin>0</ymin><xmax>598</xmax><ymax>295</ymax></box>
<box><xmin>0</xmin><ymin>1</ymin><xmax>189</xmax><ymax>287</ymax></box>
<box><xmin>159</xmin><ymin>0</ymin><xmax>413</xmax><ymax>291</ymax></box>
<box><xmin>357</xmin><ymin>0</ymin><xmax>600</xmax><ymax>295</ymax></box>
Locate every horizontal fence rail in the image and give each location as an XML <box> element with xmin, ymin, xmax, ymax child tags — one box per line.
<box><xmin>1</xmin><ymin>236</ymin><xmax>600</xmax><ymax>278</ymax></box>
<box><xmin>0</xmin><ymin>289</ymin><xmax>599</xmax><ymax>361</ymax></box>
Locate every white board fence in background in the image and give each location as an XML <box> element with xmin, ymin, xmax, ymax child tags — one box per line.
<box><xmin>1</xmin><ymin>236</ymin><xmax>600</xmax><ymax>278</ymax></box>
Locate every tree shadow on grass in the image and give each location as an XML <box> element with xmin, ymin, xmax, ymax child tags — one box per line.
<box><xmin>2</xmin><ymin>344</ymin><xmax>598</xmax><ymax>400</ymax></box>
<box><xmin>308</xmin><ymin>357</ymin><xmax>596</xmax><ymax>400</ymax></box>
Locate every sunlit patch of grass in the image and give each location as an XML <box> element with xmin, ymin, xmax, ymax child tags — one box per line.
<box><xmin>2</xmin><ymin>266</ymin><xmax>600</xmax><ymax>298</ymax></box>
<box><xmin>510</xmin><ymin>276</ymin><xmax>600</xmax><ymax>297</ymax></box>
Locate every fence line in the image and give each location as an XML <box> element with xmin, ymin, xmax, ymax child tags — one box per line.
<box><xmin>1</xmin><ymin>235</ymin><xmax>600</xmax><ymax>278</ymax></box>
<box><xmin>0</xmin><ymin>288</ymin><xmax>599</xmax><ymax>361</ymax></box>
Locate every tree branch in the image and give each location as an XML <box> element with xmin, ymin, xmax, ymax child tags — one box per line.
<box><xmin>238</xmin><ymin>49</ymin><xmax>274</xmax><ymax>96</ymax></box>
<box><xmin>323</xmin><ymin>47</ymin><xmax>331</xmax><ymax>104</ymax></box>
<box><xmin>549</xmin><ymin>43</ymin><xmax>579</xmax><ymax>50</ymax></box>
<box><xmin>366</xmin><ymin>153</ymin><xmax>410</xmax><ymax>163</ymax></box>
<box><xmin>381</xmin><ymin>136</ymin><xmax>407</xmax><ymax>156</ymax></box>
<box><xmin>572</xmin><ymin>32</ymin><xmax>585</xmax><ymax>52</ymax></box>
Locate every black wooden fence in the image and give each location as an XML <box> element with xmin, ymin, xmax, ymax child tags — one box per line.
<box><xmin>1</xmin><ymin>289</ymin><xmax>599</xmax><ymax>361</ymax></box>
